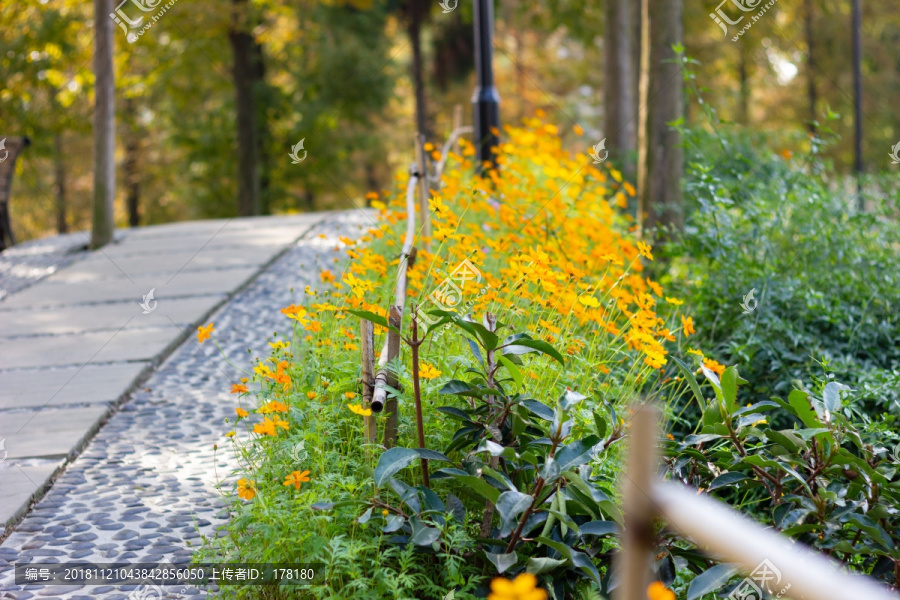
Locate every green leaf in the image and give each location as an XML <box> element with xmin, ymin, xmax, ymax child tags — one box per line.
<box><xmin>788</xmin><ymin>389</ymin><xmax>821</xmax><ymax>428</ymax></box>
<box><xmin>672</xmin><ymin>357</ymin><xmax>706</xmax><ymax>407</ymax></box>
<box><xmin>485</xmin><ymin>551</ymin><xmax>518</xmax><ymax>574</ymax></box>
<box><xmin>525</xmin><ymin>556</ymin><xmax>567</xmax><ymax>575</ymax></box>
<box><xmin>436</xmin><ymin>406</ymin><xmax>473</xmax><ymax>422</ymax></box>
<box><xmin>555</xmin><ymin>435</ymin><xmax>601</xmax><ymax>472</ymax></box>
<box><xmin>708</xmin><ymin>472</ymin><xmax>750</xmax><ymax>491</ymax></box>
<box><xmin>686</xmin><ymin>564</ymin><xmax>737</xmax><ymax>599</ymax></box>
<box><xmin>823</xmin><ymin>381</ymin><xmax>850</xmax><ymax>413</ymax></box>
<box><xmin>432</xmin><ymin>470</ymin><xmax>500</xmax><ymax>504</ymax></box>
<box><xmin>414</xmin><ymin>448</ymin><xmax>452</xmax><ymax>462</ymax></box>
<box><xmin>345</xmin><ymin>310</ymin><xmax>399</xmax><ymax>334</ymax></box>
<box><xmin>357</xmin><ymin>507</ymin><xmax>373</xmax><ymax>524</ymax></box>
<box><xmin>374</xmin><ymin>447</ymin><xmax>419</xmax><ymax>487</ymax></box>
<box><xmin>466</xmin><ymin>338</ymin><xmax>484</xmax><ymax>365</ymax></box>
<box><xmin>593</xmin><ymin>410</ymin><xmax>608</xmax><ymax>439</ymax></box>
<box><xmin>498</xmin><ymin>355</ymin><xmax>524</xmax><ymax>389</ymax></box>
<box><xmin>765</xmin><ymin>429</ymin><xmax>805</xmax><ymax>453</ymax></box>
<box><xmin>579</xmin><ymin>521</ymin><xmax>620</xmax><ymax>536</ymax></box>
<box><xmin>382</xmin><ymin>514</ymin><xmax>405</xmax><ymax>532</ymax></box>
<box><xmin>559</xmin><ymin>389</ymin><xmax>586</xmax><ymax>411</ymax></box>
<box><xmin>534</xmin><ymin>537</ymin><xmax>601</xmax><ymax>585</ymax></box>
<box><xmin>501</xmin><ymin>338</ymin><xmax>565</xmax><ymax>365</ymax></box>
<box><xmin>720</xmin><ymin>366</ymin><xmax>739</xmax><ymax>413</ymax></box>
<box><xmin>846</xmin><ymin>514</ymin><xmax>895</xmax><ymax>550</ymax></box>
<box><xmin>410</xmin><ymin>522</ymin><xmax>441</xmax><ymax>546</ymax></box>
<box><xmin>522</xmin><ymin>399</ymin><xmax>554</xmax><ymax>420</ymax></box>
<box><xmin>497</xmin><ymin>491</ymin><xmax>533</xmax><ymax>538</ymax></box>
<box><xmin>439</xmin><ymin>380</ymin><xmax>474</xmax><ymax>395</ymax></box>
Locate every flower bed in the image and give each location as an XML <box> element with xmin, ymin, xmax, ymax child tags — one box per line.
<box><xmin>197</xmin><ymin>116</ymin><xmax>699</xmax><ymax>599</ymax></box>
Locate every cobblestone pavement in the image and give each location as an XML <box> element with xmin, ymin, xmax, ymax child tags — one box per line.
<box><xmin>0</xmin><ymin>210</ymin><xmax>372</xmax><ymax>600</ymax></box>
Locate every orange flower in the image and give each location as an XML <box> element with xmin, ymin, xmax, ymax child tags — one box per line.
<box><xmin>236</xmin><ymin>478</ymin><xmax>256</xmax><ymax>500</ymax></box>
<box><xmin>231</xmin><ymin>384</ymin><xmax>249</xmax><ymax>394</ymax></box>
<box><xmin>681</xmin><ymin>315</ymin><xmax>695</xmax><ymax>337</ymax></box>
<box><xmin>197</xmin><ymin>323</ymin><xmax>214</xmax><ymax>343</ymax></box>
<box><xmin>646</xmin><ymin>582</ymin><xmax>675</xmax><ymax>600</ymax></box>
<box><xmin>235</xmin><ymin>407</ymin><xmax>249</xmax><ymax>418</ymax></box>
<box><xmin>488</xmin><ymin>573</ymin><xmax>547</xmax><ymax>600</ymax></box>
<box><xmin>703</xmin><ymin>358</ymin><xmax>726</xmax><ymax>375</ymax></box>
<box><xmin>419</xmin><ymin>363</ymin><xmax>442</xmax><ymax>379</ymax></box>
<box><xmin>306</xmin><ymin>391</ymin><xmax>318</xmax><ymax>400</ymax></box>
<box><xmin>283</xmin><ymin>470</ymin><xmax>311</xmax><ymax>490</ymax></box>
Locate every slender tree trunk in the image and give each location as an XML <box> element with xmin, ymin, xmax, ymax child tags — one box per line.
<box><xmin>230</xmin><ymin>0</ymin><xmax>261</xmax><ymax>216</ymax></box>
<box><xmin>636</xmin><ymin>0</ymin><xmax>650</xmax><ymax>238</ymax></box>
<box><xmin>643</xmin><ymin>0</ymin><xmax>684</xmax><ymax>233</ymax></box>
<box><xmin>54</xmin><ymin>133</ymin><xmax>68</xmax><ymax>234</ymax></box>
<box><xmin>804</xmin><ymin>0</ymin><xmax>817</xmax><ymax>133</ymax></box>
<box><xmin>251</xmin><ymin>39</ymin><xmax>270</xmax><ymax>215</ymax></box>
<box><xmin>124</xmin><ymin>97</ymin><xmax>140</xmax><ymax>227</ymax></box>
<box><xmin>604</xmin><ymin>0</ymin><xmax>637</xmax><ymax>177</ymax></box>
<box><xmin>738</xmin><ymin>42</ymin><xmax>749</xmax><ymax>125</ymax></box>
<box><xmin>851</xmin><ymin>0</ymin><xmax>863</xmax><ymax>203</ymax></box>
<box><xmin>408</xmin><ymin>0</ymin><xmax>428</xmax><ymax>137</ymax></box>
<box><xmin>92</xmin><ymin>0</ymin><xmax>115</xmax><ymax>249</ymax></box>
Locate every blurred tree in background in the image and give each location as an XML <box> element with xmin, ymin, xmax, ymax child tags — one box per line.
<box><xmin>1</xmin><ymin>0</ymin><xmax>899</xmax><ymax>241</ymax></box>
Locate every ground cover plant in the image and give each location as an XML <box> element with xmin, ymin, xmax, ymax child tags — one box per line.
<box><xmin>195</xmin><ymin>116</ymin><xmax>706</xmax><ymax>599</ymax></box>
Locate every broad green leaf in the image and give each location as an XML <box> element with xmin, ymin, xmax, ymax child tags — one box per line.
<box><xmin>526</xmin><ymin>556</ymin><xmax>567</xmax><ymax>574</ymax></box>
<box><xmin>382</xmin><ymin>514</ymin><xmax>405</xmax><ymax>532</ymax></box>
<box><xmin>497</xmin><ymin>491</ymin><xmax>533</xmax><ymax>538</ymax></box>
<box><xmin>374</xmin><ymin>447</ymin><xmax>419</xmax><ymax>487</ymax></box>
<box><xmin>436</xmin><ymin>406</ymin><xmax>473</xmax><ymax>422</ymax></box>
<box><xmin>593</xmin><ymin>410</ymin><xmax>608</xmax><ymax>439</ymax></box>
<box><xmin>788</xmin><ymin>390</ymin><xmax>820</xmax><ymax>428</ymax></box>
<box><xmin>357</xmin><ymin>507</ymin><xmax>373</xmax><ymax>524</ymax></box>
<box><xmin>410</xmin><ymin>523</ymin><xmax>441</xmax><ymax>546</ymax></box>
<box><xmin>523</xmin><ymin>399</ymin><xmax>554</xmax><ymax>420</ymax></box>
<box><xmin>823</xmin><ymin>381</ymin><xmax>850</xmax><ymax>413</ymax></box>
<box><xmin>559</xmin><ymin>389</ymin><xmax>587</xmax><ymax>411</ymax></box>
<box><xmin>485</xmin><ymin>551</ymin><xmax>518</xmax><ymax>574</ymax></box>
<box><xmin>720</xmin><ymin>366</ymin><xmax>739</xmax><ymax>413</ymax></box>
<box><xmin>686</xmin><ymin>564</ymin><xmax>737</xmax><ymax>600</ymax></box>
<box><xmin>765</xmin><ymin>429</ymin><xmax>804</xmax><ymax>452</ymax></box>
<box><xmin>846</xmin><ymin>514</ymin><xmax>895</xmax><ymax>550</ymax></box>
<box><xmin>498</xmin><ymin>355</ymin><xmax>523</xmax><ymax>388</ymax></box>
<box><xmin>708</xmin><ymin>472</ymin><xmax>750</xmax><ymax>491</ymax></box>
<box><xmin>432</xmin><ymin>470</ymin><xmax>500</xmax><ymax>504</ymax></box>
<box><xmin>580</xmin><ymin>520</ymin><xmax>620</xmax><ymax>536</ymax></box>
<box><xmin>555</xmin><ymin>435</ymin><xmax>601</xmax><ymax>472</ymax></box>
<box><xmin>502</xmin><ymin>338</ymin><xmax>565</xmax><ymax>364</ymax></box>
<box><xmin>345</xmin><ymin>309</ymin><xmax>399</xmax><ymax>334</ymax></box>
<box><xmin>439</xmin><ymin>379</ymin><xmax>474</xmax><ymax>395</ymax></box>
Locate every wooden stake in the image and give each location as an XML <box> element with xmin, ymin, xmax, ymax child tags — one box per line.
<box><xmin>409</xmin><ymin>310</ymin><xmax>429</xmax><ymax>487</ymax></box>
<box><xmin>381</xmin><ymin>305</ymin><xmax>402</xmax><ymax>449</ymax></box>
<box><xmin>414</xmin><ymin>132</ymin><xmax>432</xmax><ymax>251</ymax></box>
<box><xmin>360</xmin><ymin>319</ymin><xmax>377</xmax><ymax>444</ymax></box>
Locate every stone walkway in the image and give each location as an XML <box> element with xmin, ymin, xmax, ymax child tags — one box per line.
<box><xmin>0</xmin><ymin>210</ymin><xmax>371</xmax><ymax>599</ymax></box>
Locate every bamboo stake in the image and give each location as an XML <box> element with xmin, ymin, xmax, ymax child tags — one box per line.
<box><xmin>409</xmin><ymin>309</ymin><xmax>429</xmax><ymax>487</ymax></box>
<box><xmin>616</xmin><ymin>403</ymin><xmax>659</xmax><ymax>600</ymax></box>
<box><xmin>360</xmin><ymin>319</ymin><xmax>376</xmax><ymax>444</ymax></box>
<box><xmin>414</xmin><ymin>133</ymin><xmax>431</xmax><ymax>251</ymax></box>
<box><xmin>381</xmin><ymin>305</ymin><xmax>402</xmax><ymax>448</ymax></box>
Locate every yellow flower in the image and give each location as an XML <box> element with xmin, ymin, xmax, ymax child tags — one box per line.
<box><xmin>269</xmin><ymin>340</ymin><xmax>289</xmax><ymax>351</ymax></box>
<box><xmin>488</xmin><ymin>573</ymin><xmax>547</xmax><ymax>600</ymax></box>
<box><xmin>236</xmin><ymin>478</ymin><xmax>256</xmax><ymax>500</ymax></box>
<box><xmin>665</xmin><ymin>296</ymin><xmax>684</xmax><ymax>306</ymax></box>
<box><xmin>231</xmin><ymin>384</ymin><xmax>249</xmax><ymax>394</ymax></box>
<box><xmin>197</xmin><ymin>323</ymin><xmax>214</xmax><ymax>344</ymax></box>
<box><xmin>281</xmin><ymin>304</ymin><xmax>310</xmax><ymax>325</ymax></box>
<box><xmin>573</xmin><ymin>124</ymin><xmax>584</xmax><ymax>136</ymax></box>
<box><xmin>306</xmin><ymin>391</ymin><xmax>318</xmax><ymax>400</ymax></box>
<box><xmin>225</xmin><ymin>431</ymin><xmax>236</xmax><ymax>438</ymax></box>
<box><xmin>283</xmin><ymin>469</ymin><xmax>311</xmax><ymax>490</ymax></box>
<box><xmin>419</xmin><ymin>363</ymin><xmax>442</xmax><ymax>379</ymax></box>
<box><xmin>646</xmin><ymin>581</ymin><xmax>675</xmax><ymax>600</ymax></box>
<box><xmin>681</xmin><ymin>315</ymin><xmax>695</xmax><ymax>337</ymax></box>
<box><xmin>347</xmin><ymin>403</ymin><xmax>373</xmax><ymax>417</ymax></box>
<box><xmin>344</xmin><ymin>391</ymin><xmax>357</xmax><ymax>400</ymax></box>
<box><xmin>235</xmin><ymin>407</ymin><xmax>249</xmax><ymax>419</ymax></box>
<box><xmin>578</xmin><ymin>294</ymin><xmax>600</xmax><ymax>308</ymax></box>
<box><xmin>637</xmin><ymin>241</ymin><xmax>654</xmax><ymax>260</ymax></box>
<box><xmin>381</xmin><ymin>509</ymin><xmax>389</xmax><ymax>516</ymax></box>
<box><xmin>703</xmin><ymin>358</ymin><xmax>726</xmax><ymax>375</ymax></box>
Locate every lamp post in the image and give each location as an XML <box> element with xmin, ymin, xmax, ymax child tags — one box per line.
<box><xmin>472</xmin><ymin>0</ymin><xmax>500</xmax><ymax>173</ymax></box>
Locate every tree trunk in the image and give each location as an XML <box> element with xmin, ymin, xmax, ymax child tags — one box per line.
<box><xmin>124</xmin><ymin>97</ymin><xmax>140</xmax><ymax>227</ymax></box>
<box><xmin>408</xmin><ymin>0</ymin><xmax>428</xmax><ymax>138</ymax></box>
<box><xmin>604</xmin><ymin>0</ymin><xmax>637</xmax><ymax>177</ymax></box>
<box><xmin>92</xmin><ymin>0</ymin><xmax>115</xmax><ymax>249</ymax></box>
<box><xmin>851</xmin><ymin>0</ymin><xmax>863</xmax><ymax>203</ymax></box>
<box><xmin>251</xmin><ymin>39</ymin><xmax>270</xmax><ymax>215</ymax></box>
<box><xmin>642</xmin><ymin>0</ymin><xmax>684</xmax><ymax>234</ymax></box>
<box><xmin>230</xmin><ymin>0</ymin><xmax>261</xmax><ymax>217</ymax></box>
<box><xmin>804</xmin><ymin>0</ymin><xmax>817</xmax><ymax>133</ymax></box>
<box><xmin>54</xmin><ymin>133</ymin><xmax>68</xmax><ymax>234</ymax></box>
<box><xmin>636</xmin><ymin>0</ymin><xmax>649</xmax><ymax>237</ymax></box>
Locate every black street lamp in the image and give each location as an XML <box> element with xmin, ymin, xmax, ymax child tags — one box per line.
<box><xmin>472</xmin><ymin>0</ymin><xmax>500</xmax><ymax>172</ymax></box>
